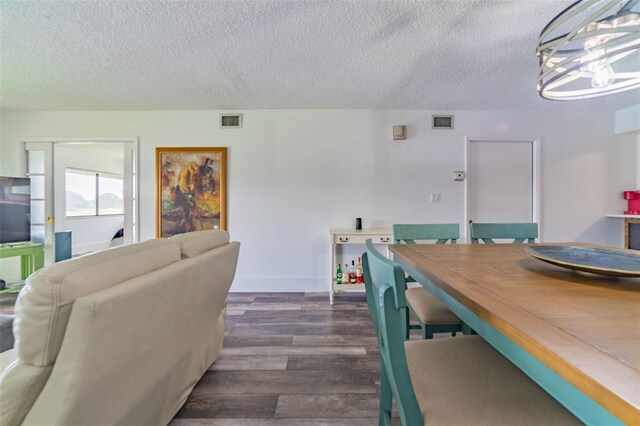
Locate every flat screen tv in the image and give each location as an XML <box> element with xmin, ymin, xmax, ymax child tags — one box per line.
<box><xmin>0</xmin><ymin>177</ymin><xmax>31</xmax><ymax>244</ymax></box>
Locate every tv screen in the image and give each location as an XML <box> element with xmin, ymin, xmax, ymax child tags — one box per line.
<box><xmin>0</xmin><ymin>177</ymin><xmax>31</xmax><ymax>244</ymax></box>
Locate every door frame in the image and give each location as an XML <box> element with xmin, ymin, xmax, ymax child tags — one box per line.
<box><xmin>21</xmin><ymin>137</ymin><xmax>139</xmax><ymax>262</ymax></box>
<box><xmin>23</xmin><ymin>142</ymin><xmax>54</xmax><ymax>265</ymax></box>
<box><xmin>463</xmin><ymin>137</ymin><xmax>542</xmax><ymax>243</ymax></box>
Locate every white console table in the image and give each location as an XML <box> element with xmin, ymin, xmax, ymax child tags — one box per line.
<box><xmin>329</xmin><ymin>228</ymin><xmax>393</xmax><ymax>304</ymax></box>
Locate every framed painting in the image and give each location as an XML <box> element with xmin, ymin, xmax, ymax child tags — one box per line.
<box><xmin>156</xmin><ymin>147</ymin><xmax>227</xmax><ymax>237</ymax></box>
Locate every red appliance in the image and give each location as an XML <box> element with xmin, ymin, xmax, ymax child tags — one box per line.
<box><xmin>623</xmin><ymin>191</ymin><xmax>640</xmax><ymax>215</ymax></box>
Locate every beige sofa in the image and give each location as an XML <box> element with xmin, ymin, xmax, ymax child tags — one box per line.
<box><xmin>0</xmin><ymin>230</ymin><xmax>240</xmax><ymax>426</ymax></box>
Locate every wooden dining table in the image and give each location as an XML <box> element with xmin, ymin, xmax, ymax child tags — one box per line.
<box><xmin>389</xmin><ymin>243</ymin><xmax>640</xmax><ymax>426</ymax></box>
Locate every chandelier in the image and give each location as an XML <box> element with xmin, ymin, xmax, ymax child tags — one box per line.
<box><xmin>537</xmin><ymin>0</ymin><xmax>640</xmax><ymax>100</ymax></box>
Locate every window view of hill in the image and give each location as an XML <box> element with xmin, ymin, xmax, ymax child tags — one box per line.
<box><xmin>66</xmin><ymin>170</ymin><xmax>124</xmax><ymax>217</ymax></box>
<box><xmin>99</xmin><ymin>192</ymin><xmax>124</xmax><ymax>215</ymax></box>
<box><xmin>67</xmin><ymin>190</ymin><xmax>123</xmax><ymax>216</ymax></box>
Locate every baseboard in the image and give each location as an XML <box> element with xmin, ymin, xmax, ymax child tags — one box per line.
<box><xmin>230</xmin><ymin>276</ymin><xmax>328</xmax><ymax>292</ymax></box>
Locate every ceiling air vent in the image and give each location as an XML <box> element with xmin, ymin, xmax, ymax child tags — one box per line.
<box><xmin>432</xmin><ymin>115</ymin><xmax>453</xmax><ymax>129</ymax></box>
<box><xmin>220</xmin><ymin>114</ymin><xmax>243</xmax><ymax>128</ymax></box>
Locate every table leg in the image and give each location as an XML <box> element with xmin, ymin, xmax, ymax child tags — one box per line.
<box><xmin>330</xmin><ymin>243</ymin><xmax>336</xmax><ymax>305</ymax></box>
<box><xmin>20</xmin><ymin>255</ymin><xmax>30</xmax><ymax>280</ymax></box>
<box><xmin>33</xmin><ymin>246</ymin><xmax>44</xmax><ymax>272</ymax></box>
<box><xmin>0</xmin><ymin>244</ymin><xmax>44</xmax><ymax>281</ymax></box>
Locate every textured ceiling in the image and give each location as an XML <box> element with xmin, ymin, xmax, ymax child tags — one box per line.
<box><xmin>0</xmin><ymin>0</ymin><xmax>638</xmax><ymax>111</ymax></box>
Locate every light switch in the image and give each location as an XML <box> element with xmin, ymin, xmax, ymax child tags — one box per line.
<box><xmin>430</xmin><ymin>193</ymin><xmax>441</xmax><ymax>203</ymax></box>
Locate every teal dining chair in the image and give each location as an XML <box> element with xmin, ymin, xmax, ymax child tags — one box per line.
<box><xmin>392</xmin><ymin>224</ymin><xmax>462</xmax><ymax>340</ymax></box>
<box><xmin>469</xmin><ymin>222</ymin><xmax>538</xmax><ymax>244</ymax></box>
<box><xmin>362</xmin><ymin>240</ymin><xmax>580</xmax><ymax>426</ymax></box>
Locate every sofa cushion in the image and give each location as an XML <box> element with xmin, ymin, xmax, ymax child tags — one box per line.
<box><xmin>0</xmin><ymin>359</ymin><xmax>51</xmax><ymax>426</ymax></box>
<box><xmin>2</xmin><ymin>238</ymin><xmax>181</xmax><ymax>426</ymax></box>
<box><xmin>0</xmin><ymin>348</ymin><xmax>17</xmax><ymax>372</ymax></box>
<box><xmin>14</xmin><ymin>238</ymin><xmax>181</xmax><ymax>367</ymax></box>
<box><xmin>170</xmin><ymin>230</ymin><xmax>229</xmax><ymax>258</ymax></box>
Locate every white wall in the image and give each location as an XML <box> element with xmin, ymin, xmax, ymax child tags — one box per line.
<box><xmin>0</xmin><ymin>109</ymin><xmax>618</xmax><ymax>291</ymax></box>
<box><xmin>608</xmin><ymin>103</ymin><xmax>640</xmax><ymax>247</ymax></box>
<box><xmin>614</xmin><ymin>104</ymin><xmax>640</xmax><ymax>135</ymax></box>
<box><xmin>605</xmin><ymin>131</ymin><xmax>639</xmax><ymax>247</ymax></box>
<box><xmin>54</xmin><ymin>144</ymin><xmax>125</xmax><ymax>255</ymax></box>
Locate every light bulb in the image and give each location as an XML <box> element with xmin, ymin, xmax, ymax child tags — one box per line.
<box><xmin>580</xmin><ymin>49</ymin><xmax>605</xmax><ymax>72</ymax></box>
<box><xmin>580</xmin><ymin>22</ymin><xmax>610</xmax><ymax>72</ymax></box>
<box><xmin>591</xmin><ymin>62</ymin><xmax>615</xmax><ymax>88</ymax></box>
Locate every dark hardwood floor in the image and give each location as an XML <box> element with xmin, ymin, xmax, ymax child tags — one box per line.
<box><xmin>170</xmin><ymin>292</ymin><xmax>382</xmax><ymax>425</ymax></box>
<box><xmin>0</xmin><ymin>291</ymin><xmax>18</xmax><ymax>315</ymax></box>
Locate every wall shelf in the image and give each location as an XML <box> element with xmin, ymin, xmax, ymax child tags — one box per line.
<box><xmin>605</xmin><ymin>214</ymin><xmax>640</xmax><ymax>218</ymax></box>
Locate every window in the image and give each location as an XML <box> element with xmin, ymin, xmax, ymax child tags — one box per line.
<box><xmin>66</xmin><ymin>169</ymin><xmax>123</xmax><ymax>217</ymax></box>
<box><xmin>98</xmin><ymin>174</ymin><xmax>124</xmax><ymax>215</ymax></box>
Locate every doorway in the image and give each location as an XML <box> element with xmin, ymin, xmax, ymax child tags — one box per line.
<box><xmin>464</xmin><ymin>138</ymin><xmax>541</xmax><ymax>242</ymax></box>
<box><xmin>23</xmin><ymin>139</ymin><xmax>138</xmax><ymax>264</ymax></box>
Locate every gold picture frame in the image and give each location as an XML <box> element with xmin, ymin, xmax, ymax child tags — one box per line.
<box><xmin>156</xmin><ymin>147</ymin><xmax>227</xmax><ymax>237</ymax></box>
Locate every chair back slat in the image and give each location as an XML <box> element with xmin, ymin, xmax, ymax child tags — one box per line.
<box><xmin>393</xmin><ymin>224</ymin><xmax>459</xmax><ymax>245</ymax></box>
<box><xmin>361</xmin><ymin>252</ymin><xmax>379</xmax><ymax>337</ymax></box>
<box><xmin>363</xmin><ymin>239</ymin><xmax>424</xmax><ymax>425</ymax></box>
<box><xmin>364</xmin><ymin>240</ymin><xmax>408</xmax><ymax>314</ymax></box>
<box><xmin>469</xmin><ymin>223</ymin><xmax>538</xmax><ymax>244</ymax></box>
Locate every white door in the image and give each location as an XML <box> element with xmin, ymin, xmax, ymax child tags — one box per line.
<box><xmin>466</xmin><ymin>140</ymin><xmax>536</xmax><ymax>235</ymax></box>
<box><xmin>26</xmin><ymin>140</ymin><xmax>139</xmax><ymax>264</ymax></box>
<box><xmin>24</xmin><ymin>142</ymin><xmax>55</xmax><ymax>265</ymax></box>
<box><xmin>123</xmin><ymin>142</ymin><xmax>137</xmax><ymax>245</ymax></box>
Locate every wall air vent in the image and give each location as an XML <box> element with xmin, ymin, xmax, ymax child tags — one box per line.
<box><xmin>432</xmin><ymin>115</ymin><xmax>454</xmax><ymax>129</ymax></box>
<box><xmin>220</xmin><ymin>114</ymin><xmax>243</xmax><ymax>128</ymax></box>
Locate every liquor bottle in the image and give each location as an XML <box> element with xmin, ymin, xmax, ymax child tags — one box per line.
<box><xmin>349</xmin><ymin>260</ymin><xmax>357</xmax><ymax>283</ymax></box>
<box><xmin>345</xmin><ymin>264</ymin><xmax>350</xmax><ymax>284</ymax></box>
<box><xmin>336</xmin><ymin>264</ymin><xmax>343</xmax><ymax>285</ymax></box>
<box><xmin>356</xmin><ymin>256</ymin><xmax>364</xmax><ymax>283</ymax></box>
